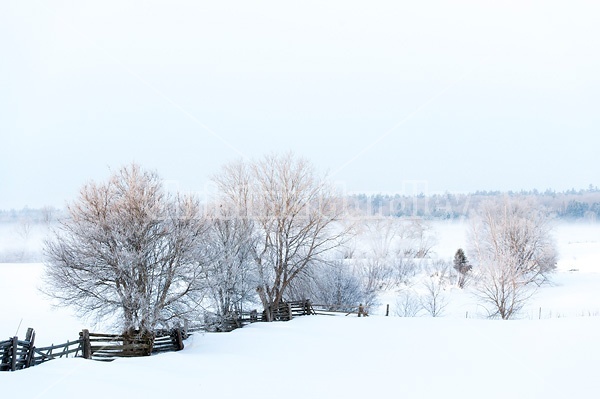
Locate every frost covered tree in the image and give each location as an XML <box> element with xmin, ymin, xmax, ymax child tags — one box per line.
<box><xmin>43</xmin><ymin>164</ymin><xmax>208</xmax><ymax>335</ymax></box>
<box><xmin>353</xmin><ymin>218</ymin><xmax>423</xmax><ymax>303</ymax></box>
<box><xmin>395</xmin><ymin>290</ymin><xmax>422</xmax><ymax>317</ymax></box>
<box><xmin>213</xmin><ymin>153</ymin><xmax>348</xmax><ymax>321</ymax></box>
<box><xmin>358</xmin><ymin>218</ymin><xmax>401</xmax><ymax>301</ymax></box>
<box><xmin>288</xmin><ymin>260</ymin><xmax>363</xmax><ymax>312</ymax></box>
<box><xmin>469</xmin><ymin>198</ymin><xmax>557</xmax><ymax>319</ymax></box>
<box><xmin>420</xmin><ymin>260</ymin><xmax>450</xmax><ymax>317</ymax></box>
<box><xmin>402</xmin><ymin>218</ymin><xmax>437</xmax><ymax>258</ymax></box>
<box><xmin>201</xmin><ymin>203</ymin><xmax>257</xmax><ymax>327</ymax></box>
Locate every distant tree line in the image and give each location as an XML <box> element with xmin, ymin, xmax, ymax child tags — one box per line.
<box><xmin>3</xmin><ymin>186</ymin><xmax>600</xmax><ymax>224</ymax></box>
<box><xmin>348</xmin><ymin>186</ymin><xmax>600</xmax><ymax>220</ymax></box>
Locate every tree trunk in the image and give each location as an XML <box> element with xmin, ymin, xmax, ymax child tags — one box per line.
<box><xmin>256</xmin><ymin>286</ymin><xmax>272</xmax><ymax>322</ymax></box>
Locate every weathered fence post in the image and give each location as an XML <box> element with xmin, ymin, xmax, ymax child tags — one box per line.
<box><xmin>24</xmin><ymin>328</ymin><xmax>36</xmax><ymax>368</ymax></box>
<box><xmin>11</xmin><ymin>336</ymin><xmax>18</xmax><ymax>371</ymax></box>
<box><xmin>386</xmin><ymin>304</ymin><xmax>390</xmax><ymax>317</ymax></box>
<box><xmin>143</xmin><ymin>331</ymin><xmax>155</xmax><ymax>356</ymax></box>
<box><xmin>174</xmin><ymin>328</ymin><xmax>184</xmax><ymax>351</ymax></box>
<box><xmin>81</xmin><ymin>329</ymin><xmax>91</xmax><ymax>359</ymax></box>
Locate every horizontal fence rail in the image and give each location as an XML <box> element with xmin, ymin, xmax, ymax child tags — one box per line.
<box><xmin>31</xmin><ymin>340</ymin><xmax>83</xmax><ymax>366</ymax></box>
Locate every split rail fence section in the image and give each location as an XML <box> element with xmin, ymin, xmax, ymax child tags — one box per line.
<box><xmin>265</xmin><ymin>299</ymin><xmax>315</xmax><ymax>321</ymax></box>
<box><xmin>1</xmin><ymin>327</ymin><xmax>185</xmax><ymax>371</ymax></box>
<box><xmin>2</xmin><ymin>299</ymin><xmax>322</xmax><ymax>371</ymax></box>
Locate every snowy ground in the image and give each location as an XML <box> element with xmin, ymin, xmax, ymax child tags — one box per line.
<box><xmin>1</xmin><ymin>221</ymin><xmax>599</xmax><ymax>398</ymax></box>
<box><xmin>2</xmin><ymin>316</ymin><xmax>600</xmax><ymax>398</ymax></box>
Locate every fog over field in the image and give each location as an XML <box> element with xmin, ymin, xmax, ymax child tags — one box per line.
<box><xmin>2</xmin><ymin>218</ymin><xmax>600</xmax><ymax>337</ymax></box>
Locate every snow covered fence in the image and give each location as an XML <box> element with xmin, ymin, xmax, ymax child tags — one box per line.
<box><xmin>1</xmin><ymin>300</ymin><xmax>317</xmax><ymax>371</ymax></box>
<box><xmin>31</xmin><ymin>339</ymin><xmax>82</xmax><ymax>366</ymax></box>
<box><xmin>0</xmin><ymin>336</ymin><xmax>30</xmax><ymax>371</ymax></box>
<box><xmin>1</xmin><ymin>327</ymin><xmax>85</xmax><ymax>371</ymax></box>
<box><xmin>207</xmin><ymin>300</ymin><xmax>316</xmax><ymax>332</ymax></box>
<box><xmin>79</xmin><ymin>328</ymin><xmax>185</xmax><ymax>361</ymax></box>
<box><xmin>0</xmin><ymin>328</ymin><xmax>41</xmax><ymax>371</ymax></box>
<box><xmin>1</xmin><ymin>327</ymin><xmax>186</xmax><ymax>371</ymax></box>
<box><xmin>268</xmin><ymin>299</ymin><xmax>315</xmax><ymax>321</ymax></box>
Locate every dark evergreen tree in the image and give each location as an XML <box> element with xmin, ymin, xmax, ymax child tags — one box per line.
<box><xmin>453</xmin><ymin>248</ymin><xmax>471</xmax><ymax>288</ymax></box>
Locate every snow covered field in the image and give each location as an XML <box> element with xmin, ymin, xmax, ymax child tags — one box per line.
<box><xmin>1</xmin><ymin>316</ymin><xmax>600</xmax><ymax>398</ymax></box>
<box><xmin>1</xmin><ymin>221</ymin><xmax>600</xmax><ymax>398</ymax></box>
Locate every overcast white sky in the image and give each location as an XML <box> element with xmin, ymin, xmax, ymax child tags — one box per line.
<box><xmin>1</xmin><ymin>0</ymin><xmax>599</xmax><ymax>209</ymax></box>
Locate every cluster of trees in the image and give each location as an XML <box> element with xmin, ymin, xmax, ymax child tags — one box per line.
<box><xmin>287</xmin><ymin>217</ymin><xmax>436</xmax><ymax>312</ymax></box>
<box><xmin>561</xmin><ymin>200</ymin><xmax>600</xmax><ymax>219</ymax></box>
<box><xmin>44</xmin><ymin>154</ymin><xmax>347</xmax><ymax>334</ymax></box>
<box><xmin>389</xmin><ymin>198</ymin><xmax>557</xmax><ymax>320</ymax></box>
<box><xmin>44</xmin><ymin>155</ymin><xmax>561</xmax><ymax>331</ymax></box>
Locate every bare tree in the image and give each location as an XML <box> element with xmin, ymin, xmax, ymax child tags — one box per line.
<box><xmin>469</xmin><ymin>198</ymin><xmax>557</xmax><ymax>319</ymax></box>
<box><xmin>40</xmin><ymin>206</ymin><xmax>56</xmax><ymax>225</ymax></box>
<box><xmin>420</xmin><ymin>260</ymin><xmax>450</xmax><ymax>317</ymax></box>
<box><xmin>288</xmin><ymin>260</ymin><xmax>363</xmax><ymax>312</ymax></box>
<box><xmin>10</xmin><ymin>217</ymin><xmax>34</xmax><ymax>262</ymax></box>
<box><xmin>400</xmin><ymin>218</ymin><xmax>437</xmax><ymax>258</ymax></box>
<box><xmin>392</xmin><ymin>257</ymin><xmax>418</xmax><ymax>285</ymax></box>
<box><xmin>358</xmin><ymin>218</ymin><xmax>400</xmax><ymax>298</ymax></box>
<box><xmin>201</xmin><ymin>203</ymin><xmax>258</xmax><ymax>328</ymax></box>
<box><xmin>395</xmin><ymin>289</ymin><xmax>422</xmax><ymax>317</ymax></box>
<box><xmin>472</xmin><ymin>257</ymin><xmax>535</xmax><ymax>320</ymax></box>
<box><xmin>44</xmin><ymin>164</ymin><xmax>208</xmax><ymax>335</ymax></box>
<box><xmin>15</xmin><ymin>217</ymin><xmax>32</xmax><ymax>242</ymax></box>
<box><xmin>213</xmin><ymin>153</ymin><xmax>348</xmax><ymax>321</ymax></box>
<box><xmin>350</xmin><ymin>218</ymin><xmax>423</xmax><ymax>304</ymax></box>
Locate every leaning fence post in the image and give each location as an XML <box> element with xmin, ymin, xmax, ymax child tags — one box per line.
<box><xmin>81</xmin><ymin>329</ymin><xmax>91</xmax><ymax>359</ymax></box>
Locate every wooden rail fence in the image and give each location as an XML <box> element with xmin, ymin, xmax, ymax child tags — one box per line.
<box><xmin>212</xmin><ymin>299</ymin><xmax>316</xmax><ymax>332</ymax></box>
<box><xmin>2</xmin><ymin>298</ymin><xmax>324</xmax><ymax>371</ymax></box>
<box><xmin>1</xmin><ymin>327</ymin><xmax>186</xmax><ymax>371</ymax></box>
<box><xmin>80</xmin><ymin>329</ymin><xmax>185</xmax><ymax>361</ymax></box>
<box><xmin>31</xmin><ymin>339</ymin><xmax>83</xmax><ymax>367</ymax></box>
<box><xmin>264</xmin><ymin>299</ymin><xmax>315</xmax><ymax>322</ymax></box>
